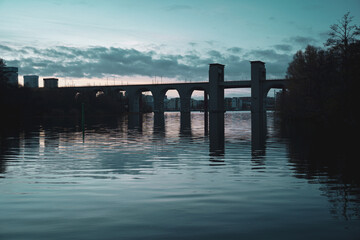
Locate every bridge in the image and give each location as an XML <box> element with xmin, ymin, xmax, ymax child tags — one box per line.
<box><xmin>65</xmin><ymin>61</ymin><xmax>288</xmax><ymax>154</ymax></box>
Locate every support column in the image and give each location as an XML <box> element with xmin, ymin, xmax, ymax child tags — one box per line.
<box><xmin>154</xmin><ymin>112</ymin><xmax>165</xmax><ymax>134</ymax></box>
<box><xmin>251</xmin><ymin>61</ymin><xmax>267</xmax><ymax>152</ymax></box>
<box><xmin>153</xmin><ymin>91</ymin><xmax>165</xmax><ymax>113</ymax></box>
<box><xmin>127</xmin><ymin>89</ymin><xmax>140</xmax><ymax>113</ymax></box>
<box><xmin>209</xmin><ymin>63</ymin><xmax>225</xmax><ymax>155</ymax></box>
<box><xmin>180</xmin><ymin>113</ymin><xmax>191</xmax><ymax>135</ymax></box>
<box><xmin>178</xmin><ymin>88</ymin><xmax>191</xmax><ymax>135</ymax></box>
<box><xmin>179</xmin><ymin>90</ymin><xmax>191</xmax><ymax>114</ymax></box>
<box><xmin>128</xmin><ymin>113</ymin><xmax>142</xmax><ymax>130</ymax></box>
<box><xmin>204</xmin><ymin>91</ymin><xmax>208</xmax><ymax>136</ymax></box>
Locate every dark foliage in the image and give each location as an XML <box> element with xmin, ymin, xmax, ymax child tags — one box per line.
<box><xmin>1</xmin><ymin>60</ymin><xmax>128</xmax><ymax>130</ymax></box>
<box><xmin>278</xmin><ymin>13</ymin><xmax>359</xmax><ymax>134</ymax></box>
<box><xmin>276</xmin><ymin>13</ymin><xmax>360</xmax><ymax>190</ymax></box>
<box><xmin>0</xmin><ymin>58</ymin><xmax>7</xmax><ymax>88</ymax></box>
<box><xmin>1</xmin><ymin>88</ymin><xmax>126</xmax><ymax>118</ymax></box>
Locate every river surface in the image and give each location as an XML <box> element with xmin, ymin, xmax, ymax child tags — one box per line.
<box><xmin>0</xmin><ymin>112</ymin><xmax>359</xmax><ymax>239</ymax></box>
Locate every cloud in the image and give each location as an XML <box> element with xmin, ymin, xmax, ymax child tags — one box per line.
<box><xmin>0</xmin><ymin>44</ymin><xmax>13</xmax><ymax>52</ymax></box>
<box><xmin>268</xmin><ymin>16</ymin><xmax>276</xmax><ymax>21</ymax></box>
<box><xmin>2</xmin><ymin>45</ymin><xmax>208</xmax><ymax>80</ymax></box>
<box><xmin>245</xmin><ymin>49</ymin><xmax>290</xmax><ymax>62</ymax></box>
<box><xmin>227</xmin><ymin>47</ymin><xmax>242</xmax><ymax>54</ymax></box>
<box><xmin>188</xmin><ymin>42</ymin><xmax>197</xmax><ymax>47</ymax></box>
<box><xmin>243</xmin><ymin>49</ymin><xmax>293</xmax><ymax>78</ymax></box>
<box><xmin>164</xmin><ymin>4</ymin><xmax>192</xmax><ymax>11</ymax></box>
<box><xmin>207</xmin><ymin>50</ymin><xmax>222</xmax><ymax>59</ymax></box>
<box><xmin>288</xmin><ymin>36</ymin><xmax>318</xmax><ymax>47</ymax></box>
<box><xmin>273</xmin><ymin>44</ymin><xmax>292</xmax><ymax>52</ymax></box>
<box><xmin>318</xmin><ymin>31</ymin><xmax>330</xmax><ymax>42</ymax></box>
<box><xmin>1</xmin><ymin>44</ymin><xmax>292</xmax><ymax>81</ymax></box>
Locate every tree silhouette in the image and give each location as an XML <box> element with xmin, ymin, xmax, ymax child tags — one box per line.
<box><xmin>278</xmin><ymin>14</ymin><xmax>360</xmax><ymax>205</ymax></box>
<box><xmin>325</xmin><ymin>12</ymin><xmax>360</xmax><ymax>82</ymax></box>
<box><xmin>280</xmin><ymin>12</ymin><xmax>359</xmax><ymax>131</ymax></box>
<box><xmin>326</xmin><ymin>12</ymin><xmax>360</xmax><ymax>53</ymax></box>
<box><xmin>0</xmin><ymin>58</ymin><xmax>7</xmax><ymax>88</ymax></box>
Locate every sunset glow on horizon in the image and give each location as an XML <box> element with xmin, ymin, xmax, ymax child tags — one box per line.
<box><xmin>1</xmin><ymin>0</ymin><xmax>359</xmax><ymax>96</ymax></box>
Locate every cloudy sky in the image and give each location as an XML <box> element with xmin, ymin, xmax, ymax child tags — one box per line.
<box><xmin>0</xmin><ymin>0</ymin><xmax>359</xmax><ymax>95</ymax></box>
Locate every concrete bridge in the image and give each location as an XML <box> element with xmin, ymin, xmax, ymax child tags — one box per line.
<box><xmin>66</xmin><ymin>61</ymin><xmax>288</xmax><ymax>154</ymax></box>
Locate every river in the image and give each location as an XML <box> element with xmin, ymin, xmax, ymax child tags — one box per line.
<box><xmin>0</xmin><ymin>112</ymin><xmax>359</xmax><ymax>239</ymax></box>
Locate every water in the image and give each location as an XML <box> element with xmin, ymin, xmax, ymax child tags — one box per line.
<box><xmin>0</xmin><ymin>112</ymin><xmax>359</xmax><ymax>240</ymax></box>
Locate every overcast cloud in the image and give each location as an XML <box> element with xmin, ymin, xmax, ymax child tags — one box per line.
<box><xmin>1</xmin><ymin>44</ymin><xmax>294</xmax><ymax>81</ymax></box>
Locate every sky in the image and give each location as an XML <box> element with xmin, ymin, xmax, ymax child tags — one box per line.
<box><xmin>0</xmin><ymin>0</ymin><xmax>359</xmax><ymax>96</ymax></box>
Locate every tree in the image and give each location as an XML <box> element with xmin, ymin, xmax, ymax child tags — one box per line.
<box><xmin>325</xmin><ymin>12</ymin><xmax>360</xmax><ymax>81</ymax></box>
<box><xmin>0</xmin><ymin>58</ymin><xmax>5</xmax><ymax>67</ymax></box>
<box><xmin>325</xmin><ymin>13</ymin><xmax>360</xmax><ymax>122</ymax></box>
<box><xmin>325</xmin><ymin>12</ymin><xmax>360</xmax><ymax>53</ymax></box>
<box><xmin>281</xmin><ymin>13</ymin><xmax>360</xmax><ymax>128</ymax></box>
<box><xmin>285</xmin><ymin>46</ymin><xmax>337</xmax><ymax>122</ymax></box>
<box><xmin>0</xmin><ymin>58</ymin><xmax>7</xmax><ymax>87</ymax></box>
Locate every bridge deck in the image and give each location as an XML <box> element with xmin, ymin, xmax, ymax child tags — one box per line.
<box><xmin>221</xmin><ymin>80</ymin><xmax>251</xmax><ymax>88</ymax></box>
<box><xmin>59</xmin><ymin>79</ymin><xmax>286</xmax><ymax>91</ymax></box>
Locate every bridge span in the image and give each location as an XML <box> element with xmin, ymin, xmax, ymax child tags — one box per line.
<box><xmin>66</xmin><ymin>62</ymin><xmax>287</xmax><ymax>114</ymax></box>
<box><xmin>64</xmin><ymin>61</ymin><xmax>288</xmax><ymax>154</ymax></box>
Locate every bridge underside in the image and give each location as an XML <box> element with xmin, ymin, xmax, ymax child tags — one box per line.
<box><xmin>65</xmin><ymin>78</ymin><xmax>285</xmax><ymax>114</ymax></box>
<box><xmin>61</xmin><ymin>62</ymin><xmax>287</xmax><ymax>154</ymax></box>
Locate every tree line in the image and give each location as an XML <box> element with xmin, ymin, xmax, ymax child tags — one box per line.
<box><xmin>0</xmin><ymin>63</ymin><xmax>126</xmax><ymax>127</ymax></box>
<box><xmin>1</xmin><ymin>12</ymin><xmax>359</xmax><ymax>132</ymax></box>
<box><xmin>278</xmin><ymin>12</ymin><xmax>359</xmax><ymax>134</ymax></box>
<box><xmin>276</xmin><ymin>12</ymin><xmax>360</xmax><ymax>190</ymax></box>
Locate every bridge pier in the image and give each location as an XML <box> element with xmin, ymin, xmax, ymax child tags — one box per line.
<box><xmin>154</xmin><ymin>112</ymin><xmax>165</xmax><ymax>134</ymax></box>
<box><xmin>209</xmin><ymin>63</ymin><xmax>225</xmax><ymax>155</ymax></box>
<box><xmin>251</xmin><ymin>61</ymin><xmax>267</xmax><ymax>151</ymax></box>
<box><xmin>153</xmin><ymin>90</ymin><xmax>165</xmax><ymax>113</ymax></box>
<box><xmin>127</xmin><ymin>89</ymin><xmax>140</xmax><ymax>113</ymax></box>
<box><xmin>67</xmin><ymin>61</ymin><xmax>287</xmax><ymax>155</ymax></box>
<box><xmin>180</xmin><ymin>112</ymin><xmax>191</xmax><ymax>135</ymax></box>
<box><xmin>128</xmin><ymin>113</ymin><xmax>142</xmax><ymax>130</ymax></box>
<box><xmin>178</xmin><ymin>89</ymin><xmax>191</xmax><ymax>114</ymax></box>
<box><xmin>204</xmin><ymin>91</ymin><xmax>209</xmax><ymax>136</ymax></box>
<box><xmin>177</xmin><ymin>89</ymin><xmax>192</xmax><ymax>135</ymax></box>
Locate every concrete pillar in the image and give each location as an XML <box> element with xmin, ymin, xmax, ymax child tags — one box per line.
<box><xmin>209</xmin><ymin>64</ymin><xmax>225</xmax><ymax>113</ymax></box>
<box><xmin>128</xmin><ymin>113</ymin><xmax>142</xmax><ymax>130</ymax></box>
<box><xmin>178</xmin><ymin>88</ymin><xmax>192</xmax><ymax>135</ymax></box>
<box><xmin>154</xmin><ymin>112</ymin><xmax>165</xmax><ymax>134</ymax></box>
<box><xmin>208</xmin><ymin>63</ymin><xmax>225</xmax><ymax>155</ymax></box>
<box><xmin>251</xmin><ymin>61</ymin><xmax>267</xmax><ymax>151</ymax></box>
<box><xmin>127</xmin><ymin>89</ymin><xmax>140</xmax><ymax>113</ymax></box>
<box><xmin>153</xmin><ymin>92</ymin><xmax>165</xmax><ymax>113</ymax></box>
<box><xmin>180</xmin><ymin>112</ymin><xmax>191</xmax><ymax>136</ymax></box>
<box><xmin>178</xmin><ymin>89</ymin><xmax>191</xmax><ymax>113</ymax></box>
<box><xmin>204</xmin><ymin>91</ymin><xmax>209</xmax><ymax>136</ymax></box>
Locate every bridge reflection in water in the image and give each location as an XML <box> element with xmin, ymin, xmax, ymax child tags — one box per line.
<box><xmin>69</xmin><ymin>61</ymin><xmax>287</xmax><ymax>155</ymax></box>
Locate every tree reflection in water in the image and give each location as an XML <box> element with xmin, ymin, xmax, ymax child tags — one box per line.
<box><xmin>282</xmin><ymin>122</ymin><xmax>360</xmax><ymax>220</ymax></box>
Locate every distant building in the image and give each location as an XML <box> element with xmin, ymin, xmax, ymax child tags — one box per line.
<box><xmin>43</xmin><ymin>78</ymin><xmax>58</xmax><ymax>88</ymax></box>
<box><xmin>231</xmin><ymin>97</ymin><xmax>243</xmax><ymax>110</ymax></box>
<box><xmin>240</xmin><ymin>97</ymin><xmax>252</xmax><ymax>110</ymax></box>
<box><xmin>24</xmin><ymin>75</ymin><xmax>39</xmax><ymax>88</ymax></box>
<box><xmin>266</xmin><ymin>97</ymin><xmax>275</xmax><ymax>110</ymax></box>
<box><xmin>166</xmin><ymin>98</ymin><xmax>180</xmax><ymax>110</ymax></box>
<box><xmin>1</xmin><ymin>66</ymin><xmax>18</xmax><ymax>86</ymax></box>
<box><xmin>224</xmin><ymin>98</ymin><xmax>233</xmax><ymax>110</ymax></box>
<box><xmin>190</xmin><ymin>99</ymin><xmax>203</xmax><ymax>110</ymax></box>
<box><xmin>142</xmin><ymin>95</ymin><xmax>154</xmax><ymax>110</ymax></box>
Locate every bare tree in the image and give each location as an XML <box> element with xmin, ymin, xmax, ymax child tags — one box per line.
<box><xmin>1</xmin><ymin>58</ymin><xmax>9</xmax><ymax>88</ymax></box>
<box><xmin>325</xmin><ymin>12</ymin><xmax>360</xmax><ymax>53</ymax></box>
<box><xmin>0</xmin><ymin>58</ymin><xmax>6</xmax><ymax>67</ymax></box>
